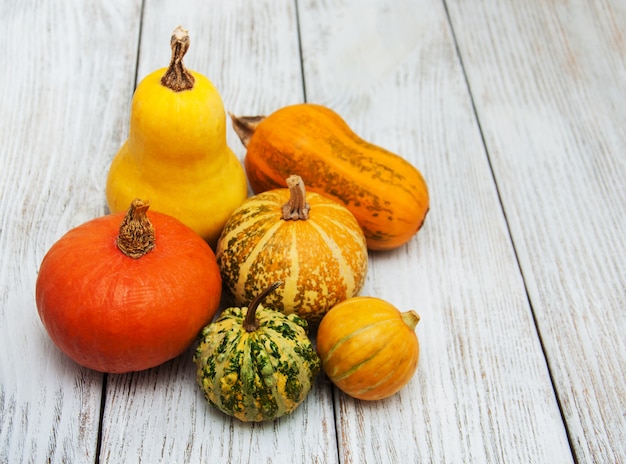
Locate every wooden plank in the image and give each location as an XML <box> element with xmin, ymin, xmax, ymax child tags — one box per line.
<box><xmin>0</xmin><ymin>1</ymin><xmax>142</xmax><ymax>463</ymax></box>
<box><xmin>447</xmin><ymin>0</ymin><xmax>626</xmax><ymax>462</ymax></box>
<box><xmin>297</xmin><ymin>0</ymin><xmax>574</xmax><ymax>462</ymax></box>
<box><xmin>97</xmin><ymin>1</ymin><xmax>338</xmax><ymax>462</ymax></box>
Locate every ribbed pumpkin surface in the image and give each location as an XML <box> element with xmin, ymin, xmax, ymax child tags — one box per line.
<box><xmin>316</xmin><ymin>297</ymin><xmax>420</xmax><ymax>400</ymax></box>
<box><xmin>35</xmin><ymin>200</ymin><xmax>222</xmax><ymax>374</ymax></box>
<box><xmin>193</xmin><ymin>304</ymin><xmax>320</xmax><ymax>422</ymax></box>
<box><xmin>216</xmin><ymin>186</ymin><xmax>368</xmax><ymax>324</ymax></box>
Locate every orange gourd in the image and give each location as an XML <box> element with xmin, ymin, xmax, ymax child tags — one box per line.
<box><xmin>316</xmin><ymin>296</ymin><xmax>420</xmax><ymax>400</ymax></box>
<box><xmin>231</xmin><ymin>103</ymin><xmax>429</xmax><ymax>250</ymax></box>
<box><xmin>35</xmin><ymin>199</ymin><xmax>222</xmax><ymax>373</ymax></box>
<box><xmin>216</xmin><ymin>175</ymin><xmax>368</xmax><ymax>324</ymax></box>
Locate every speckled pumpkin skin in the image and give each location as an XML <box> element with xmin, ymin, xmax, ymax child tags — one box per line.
<box><xmin>216</xmin><ymin>188</ymin><xmax>368</xmax><ymax>325</ymax></box>
<box><xmin>193</xmin><ymin>304</ymin><xmax>320</xmax><ymax>422</ymax></box>
<box><xmin>241</xmin><ymin>103</ymin><xmax>430</xmax><ymax>250</ymax></box>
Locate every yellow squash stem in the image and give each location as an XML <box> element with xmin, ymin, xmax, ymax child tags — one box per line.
<box><xmin>160</xmin><ymin>26</ymin><xmax>195</xmax><ymax>92</ymax></box>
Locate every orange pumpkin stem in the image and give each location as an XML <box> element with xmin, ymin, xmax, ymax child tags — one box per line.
<box><xmin>282</xmin><ymin>175</ymin><xmax>310</xmax><ymax>221</ymax></box>
<box><xmin>401</xmin><ymin>310</ymin><xmax>421</xmax><ymax>330</ymax></box>
<box><xmin>243</xmin><ymin>281</ymin><xmax>283</xmax><ymax>332</ymax></box>
<box><xmin>230</xmin><ymin>114</ymin><xmax>265</xmax><ymax>148</ymax></box>
<box><xmin>161</xmin><ymin>26</ymin><xmax>195</xmax><ymax>92</ymax></box>
<box><xmin>116</xmin><ymin>199</ymin><xmax>156</xmax><ymax>259</ymax></box>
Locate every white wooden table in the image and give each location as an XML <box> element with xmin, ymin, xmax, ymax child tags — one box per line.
<box><xmin>1</xmin><ymin>1</ymin><xmax>625</xmax><ymax>462</ymax></box>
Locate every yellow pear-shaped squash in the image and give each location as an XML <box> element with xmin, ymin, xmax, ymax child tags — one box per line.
<box><xmin>106</xmin><ymin>26</ymin><xmax>247</xmax><ymax>248</ymax></box>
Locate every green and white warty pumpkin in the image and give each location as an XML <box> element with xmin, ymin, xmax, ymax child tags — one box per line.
<box><xmin>193</xmin><ymin>282</ymin><xmax>321</xmax><ymax>422</ymax></box>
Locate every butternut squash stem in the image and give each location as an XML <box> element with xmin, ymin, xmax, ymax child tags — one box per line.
<box><xmin>282</xmin><ymin>175</ymin><xmax>310</xmax><ymax>220</ymax></box>
<box><xmin>160</xmin><ymin>25</ymin><xmax>195</xmax><ymax>92</ymax></box>
<box><xmin>243</xmin><ymin>281</ymin><xmax>283</xmax><ymax>332</ymax></box>
<box><xmin>401</xmin><ymin>310</ymin><xmax>420</xmax><ymax>331</ymax></box>
<box><xmin>116</xmin><ymin>199</ymin><xmax>155</xmax><ymax>259</ymax></box>
<box><xmin>230</xmin><ymin>114</ymin><xmax>266</xmax><ymax>148</ymax></box>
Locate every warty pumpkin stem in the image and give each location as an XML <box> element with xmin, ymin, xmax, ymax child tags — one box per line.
<box><xmin>243</xmin><ymin>281</ymin><xmax>283</xmax><ymax>332</ymax></box>
<box><xmin>161</xmin><ymin>25</ymin><xmax>195</xmax><ymax>92</ymax></box>
<box><xmin>282</xmin><ymin>175</ymin><xmax>310</xmax><ymax>220</ymax></box>
<box><xmin>116</xmin><ymin>199</ymin><xmax>156</xmax><ymax>259</ymax></box>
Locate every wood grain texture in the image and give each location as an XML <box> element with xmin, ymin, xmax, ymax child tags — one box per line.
<box><xmin>298</xmin><ymin>0</ymin><xmax>574</xmax><ymax>462</ymax></box>
<box><xmin>0</xmin><ymin>1</ymin><xmax>141</xmax><ymax>463</ymax></box>
<box><xmin>100</xmin><ymin>347</ymin><xmax>335</xmax><ymax>463</ymax></box>
<box><xmin>96</xmin><ymin>1</ymin><xmax>337</xmax><ymax>463</ymax></box>
<box><xmin>2</xmin><ymin>0</ymin><xmax>625</xmax><ymax>462</ymax></box>
<box><xmin>447</xmin><ymin>0</ymin><xmax>626</xmax><ymax>462</ymax></box>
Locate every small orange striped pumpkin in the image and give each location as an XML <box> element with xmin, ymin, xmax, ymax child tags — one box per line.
<box><xmin>216</xmin><ymin>175</ymin><xmax>368</xmax><ymax>324</ymax></box>
<box><xmin>316</xmin><ymin>296</ymin><xmax>420</xmax><ymax>400</ymax></box>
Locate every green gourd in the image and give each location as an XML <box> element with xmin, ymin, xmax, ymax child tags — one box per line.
<box><xmin>193</xmin><ymin>282</ymin><xmax>320</xmax><ymax>422</ymax></box>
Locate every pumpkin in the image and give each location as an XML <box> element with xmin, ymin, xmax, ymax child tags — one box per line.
<box><xmin>316</xmin><ymin>296</ymin><xmax>420</xmax><ymax>400</ymax></box>
<box><xmin>231</xmin><ymin>103</ymin><xmax>429</xmax><ymax>250</ymax></box>
<box><xmin>106</xmin><ymin>26</ymin><xmax>247</xmax><ymax>248</ymax></box>
<box><xmin>35</xmin><ymin>199</ymin><xmax>222</xmax><ymax>374</ymax></box>
<box><xmin>216</xmin><ymin>174</ymin><xmax>368</xmax><ymax>324</ymax></box>
<box><xmin>193</xmin><ymin>281</ymin><xmax>321</xmax><ymax>422</ymax></box>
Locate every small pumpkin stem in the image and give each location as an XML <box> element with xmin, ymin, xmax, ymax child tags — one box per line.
<box><xmin>230</xmin><ymin>114</ymin><xmax>266</xmax><ymax>148</ymax></box>
<box><xmin>401</xmin><ymin>310</ymin><xmax>421</xmax><ymax>331</ymax></box>
<box><xmin>160</xmin><ymin>26</ymin><xmax>195</xmax><ymax>92</ymax></box>
<box><xmin>116</xmin><ymin>199</ymin><xmax>156</xmax><ymax>259</ymax></box>
<box><xmin>243</xmin><ymin>281</ymin><xmax>283</xmax><ymax>332</ymax></box>
<box><xmin>282</xmin><ymin>175</ymin><xmax>310</xmax><ymax>221</ymax></box>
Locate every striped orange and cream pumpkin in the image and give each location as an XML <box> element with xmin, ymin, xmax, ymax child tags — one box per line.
<box><xmin>216</xmin><ymin>175</ymin><xmax>368</xmax><ymax>324</ymax></box>
<box><xmin>316</xmin><ymin>296</ymin><xmax>420</xmax><ymax>400</ymax></box>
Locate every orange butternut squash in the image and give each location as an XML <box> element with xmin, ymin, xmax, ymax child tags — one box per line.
<box><xmin>231</xmin><ymin>103</ymin><xmax>429</xmax><ymax>250</ymax></box>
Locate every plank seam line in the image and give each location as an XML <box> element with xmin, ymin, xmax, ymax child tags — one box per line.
<box><xmin>293</xmin><ymin>2</ymin><xmax>338</xmax><ymax>460</ymax></box>
<box><xmin>440</xmin><ymin>1</ymin><xmax>579</xmax><ymax>462</ymax></box>
<box><xmin>95</xmin><ymin>373</ymin><xmax>107</xmax><ymax>464</ymax></box>
<box><xmin>294</xmin><ymin>0</ymin><xmax>309</xmax><ymax>102</ymax></box>
<box><xmin>94</xmin><ymin>3</ymin><xmax>146</xmax><ymax>463</ymax></box>
<box><xmin>132</xmin><ymin>0</ymin><xmax>146</xmax><ymax>92</ymax></box>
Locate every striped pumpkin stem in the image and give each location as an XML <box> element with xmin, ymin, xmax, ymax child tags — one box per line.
<box><xmin>243</xmin><ymin>281</ymin><xmax>283</xmax><ymax>332</ymax></box>
<box><xmin>282</xmin><ymin>175</ymin><xmax>310</xmax><ymax>220</ymax></box>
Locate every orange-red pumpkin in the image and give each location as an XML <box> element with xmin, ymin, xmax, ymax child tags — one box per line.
<box><xmin>35</xmin><ymin>199</ymin><xmax>222</xmax><ymax>373</ymax></box>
